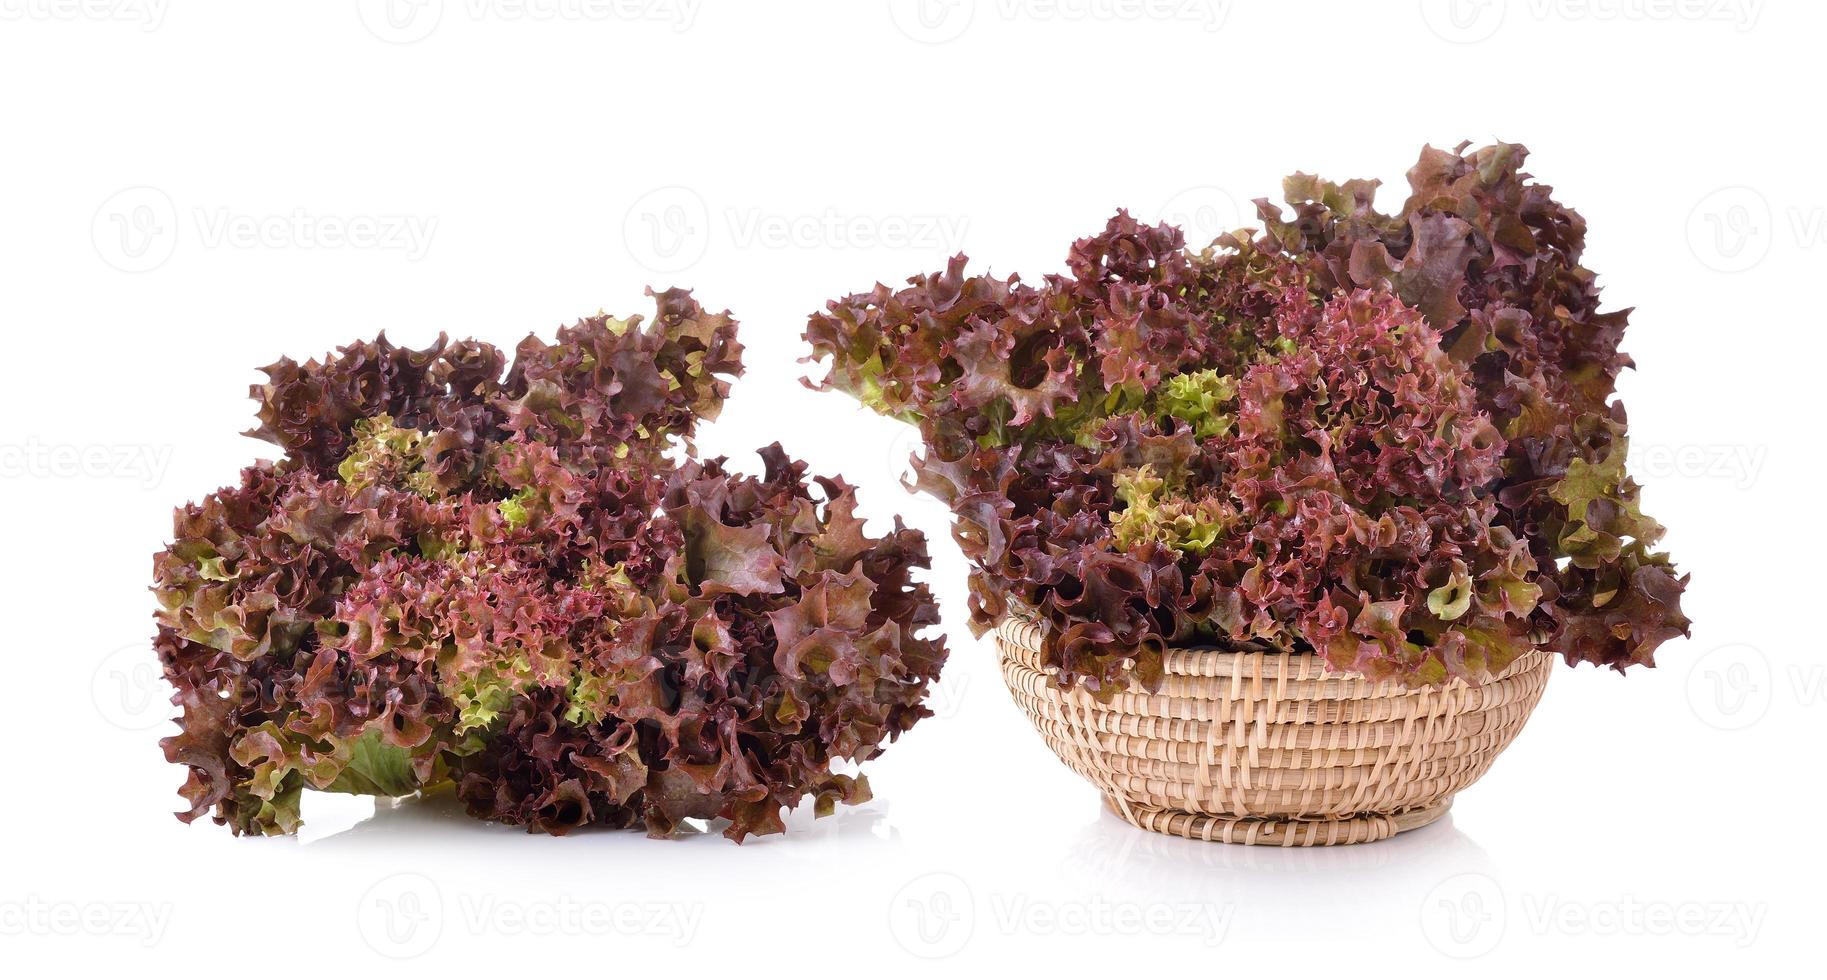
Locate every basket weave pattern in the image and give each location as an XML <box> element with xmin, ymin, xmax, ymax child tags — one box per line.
<box><xmin>995</xmin><ymin>617</ymin><xmax>1554</xmax><ymax>846</ymax></box>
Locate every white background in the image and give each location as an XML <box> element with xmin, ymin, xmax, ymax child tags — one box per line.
<box><xmin>0</xmin><ymin>0</ymin><xmax>1815</xmax><ymax>974</ymax></box>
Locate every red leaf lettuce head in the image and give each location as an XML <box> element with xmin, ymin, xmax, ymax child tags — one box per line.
<box><xmin>154</xmin><ymin>290</ymin><xmax>947</xmax><ymax>839</ymax></box>
<box><xmin>1253</xmin><ymin>142</ymin><xmax>1690</xmax><ymax>672</ymax></box>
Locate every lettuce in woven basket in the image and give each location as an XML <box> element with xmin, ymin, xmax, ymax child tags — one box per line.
<box><xmin>804</xmin><ymin>143</ymin><xmax>1688</xmax><ymax>696</ymax></box>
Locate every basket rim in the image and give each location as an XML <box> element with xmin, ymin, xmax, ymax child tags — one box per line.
<box><xmin>994</xmin><ymin>612</ymin><xmax>1553</xmax><ymax>689</ymax></box>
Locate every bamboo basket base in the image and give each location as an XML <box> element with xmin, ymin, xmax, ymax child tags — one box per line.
<box><xmin>1102</xmin><ymin>793</ymin><xmax>1452</xmax><ymax>846</ymax></box>
<box><xmin>994</xmin><ymin>615</ymin><xmax>1552</xmax><ymax>848</ymax></box>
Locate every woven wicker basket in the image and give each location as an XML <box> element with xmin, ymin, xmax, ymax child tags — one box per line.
<box><xmin>994</xmin><ymin>617</ymin><xmax>1553</xmax><ymax>846</ymax></box>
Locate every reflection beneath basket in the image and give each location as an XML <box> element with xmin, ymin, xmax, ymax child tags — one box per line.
<box><xmin>1068</xmin><ymin>806</ymin><xmax>1491</xmax><ymax>874</ymax></box>
<box><xmin>1056</xmin><ymin>798</ymin><xmax>1504</xmax><ymax>945</ymax></box>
